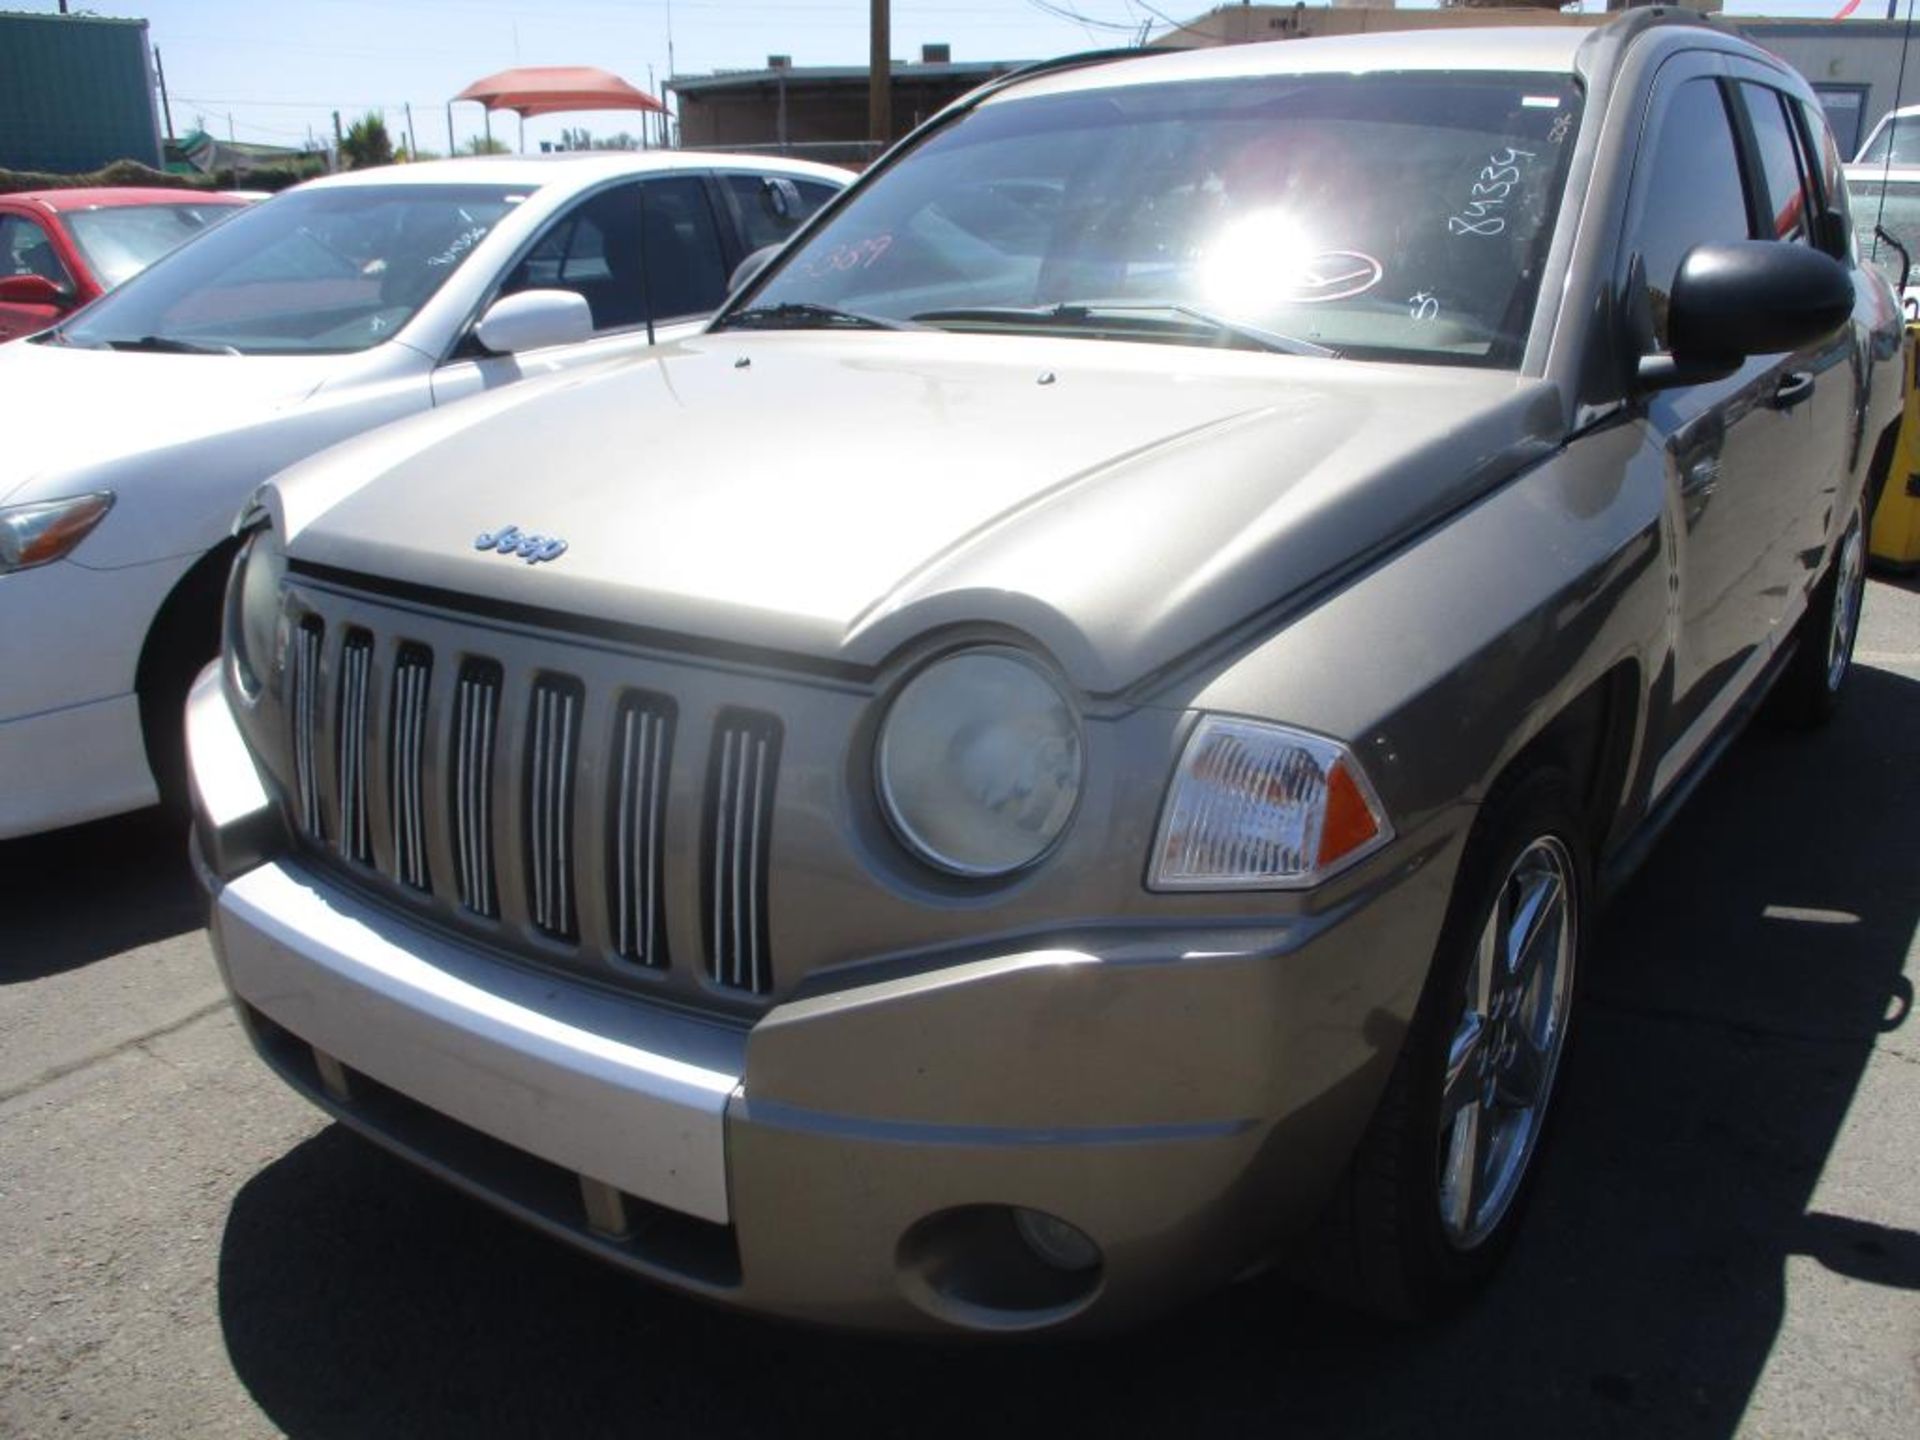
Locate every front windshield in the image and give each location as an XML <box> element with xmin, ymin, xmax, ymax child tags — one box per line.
<box><xmin>64</xmin><ymin>202</ymin><xmax>242</xmax><ymax>289</ymax></box>
<box><xmin>57</xmin><ymin>183</ymin><xmax>523</xmax><ymax>355</ymax></box>
<box><xmin>741</xmin><ymin>70</ymin><xmax>1583</xmax><ymax>366</ymax></box>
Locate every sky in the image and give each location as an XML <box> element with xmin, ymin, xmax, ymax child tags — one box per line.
<box><xmin>8</xmin><ymin>0</ymin><xmax>1884</xmax><ymax>156</ymax></box>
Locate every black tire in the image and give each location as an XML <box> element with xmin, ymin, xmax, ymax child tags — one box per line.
<box><xmin>1332</xmin><ymin>766</ymin><xmax>1590</xmax><ymax>1321</ymax></box>
<box><xmin>1770</xmin><ymin>500</ymin><xmax>1867</xmax><ymax>732</ymax></box>
<box><xmin>136</xmin><ymin>544</ymin><xmax>235</xmax><ymax>817</ymax></box>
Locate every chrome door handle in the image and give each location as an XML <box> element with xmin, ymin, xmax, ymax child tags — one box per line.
<box><xmin>1771</xmin><ymin>371</ymin><xmax>1815</xmax><ymax>410</ymax></box>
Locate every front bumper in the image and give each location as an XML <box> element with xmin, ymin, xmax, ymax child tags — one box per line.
<box><xmin>190</xmin><ymin>662</ymin><xmax>1461</xmax><ymax>1333</ymax></box>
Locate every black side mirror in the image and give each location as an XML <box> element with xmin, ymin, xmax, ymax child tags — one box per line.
<box><xmin>1638</xmin><ymin>240</ymin><xmax>1854</xmax><ymax>391</ymax></box>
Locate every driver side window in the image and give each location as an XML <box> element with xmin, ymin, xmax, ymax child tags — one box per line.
<box><xmin>498</xmin><ymin>182</ymin><xmax>650</xmax><ymax>334</ymax></box>
<box><xmin>1622</xmin><ymin>77</ymin><xmax>1753</xmax><ymax>351</ymax></box>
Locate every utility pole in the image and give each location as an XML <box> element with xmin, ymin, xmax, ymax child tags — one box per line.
<box><xmin>154</xmin><ymin>46</ymin><xmax>175</xmax><ymax>143</ymax></box>
<box><xmin>869</xmin><ymin>0</ymin><xmax>890</xmax><ymax>145</ymax></box>
<box><xmin>447</xmin><ymin>103</ymin><xmax>456</xmax><ymax>155</ymax></box>
<box><xmin>404</xmin><ymin>101</ymin><xmax>417</xmax><ymax>159</ymax></box>
<box><xmin>332</xmin><ymin>109</ymin><xmax>343</xmax><ymax>171</ymax></box>
<box><xmin>665</xmin><ymin>0</ymin><xmax>678</xmax><ymax>150</ymax></box>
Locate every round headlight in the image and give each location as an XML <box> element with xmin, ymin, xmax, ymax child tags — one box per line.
<box><xmin>876</xmin><ymin>648</ymin><xmax>1083</xmax><ymax>878</ymax></box>
<box><xmin>230</xmin><ymin>525</ymin><xmax>286</xmax><ymax>701</ymax></box>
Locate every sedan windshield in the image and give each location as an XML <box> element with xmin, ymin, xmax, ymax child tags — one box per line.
<box><xmin>64</xmin><ymin>202</ymin><xmax>243</xmax><ymax>289</ymax></box>
<box><xmin>1857</xmin><ymin>115</ymin><xmax>1920</xmax><ymax>167</ymax></box>
<box><xmin>57</xmin><ymin>184</ymin><xmax>523</xmax><ymax>355</ymax></box>
<box><xmin>1851</xmin><ymin>175</ymin><xmax>1920</xmax><ymax>302</ymax></box>
<box><xmin>739</xmin><ymin>70</ymin><xmax>1582</xmax><ymax>366</ymax></box>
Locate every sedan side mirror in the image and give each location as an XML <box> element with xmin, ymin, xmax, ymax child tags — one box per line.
<box><xmin>0</xmin><ymin>273</ymin><xmax>73</xmax><ymax>308</ymax></box>
<box><xmin>1638</xmin><ymin>241</ymin><xmax>1854</xmax><ymax>391</ymax></box>
<box><xmin>729</xmin><ymin>244</ymin><xmax>782</xmax><ymax>296</ymax></box>
<box><xmin>473</xmin><ymin>289</ymin><xmax>594</xmax><ymax>355</ymax></box>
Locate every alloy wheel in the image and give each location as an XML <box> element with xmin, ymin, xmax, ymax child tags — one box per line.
<box><xmin>1826</xmin><ymin>518</ymin><xmax>1866</xmax><ymax>693</ymax></box>
<box><xmin>1437</xmin><ymin>834</ymin><xmax>1577</xmax><ymax>1250</ymax></box>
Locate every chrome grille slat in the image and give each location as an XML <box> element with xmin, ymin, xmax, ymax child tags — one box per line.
<box><xmin>290</xmin><ymin>619</ymin><xmax>324</xmax><ymax>841</ymax></box>
<box><xmin>609</xmin><ymin>695</ymin><xmax>674</xmax><ymax>968</ymax></box>
<box><xmin>451</xmin><ymin>662</ymin><xmax>501</xmax><ymax>917</ymax></box>
<box><xmin>525</xmin><ymin>677</ymin><xmax>581</xmax><ymax>940</ymax></box>
<box><xmin>335</xmin><ymin>630</ymin><xmax>373</xmax><ymax>862</ymax></box>
<box><xmin>389</xmin><ymin>646</ymin><xmax>432</xmax><ymax>892</ymax></box>
<box><xmin>705</xmin><ymin>711</ymin><xmax>779</xmax><ymax>994</ymax></box>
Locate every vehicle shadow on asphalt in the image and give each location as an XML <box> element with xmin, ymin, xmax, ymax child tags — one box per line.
<box><xmin>215</xmin><ymin>664</ymin><xmax>1919</xmax><ymax>1440</ymax></box>
<box><xmin>0</xmin><ymin>807</ymin><xmax>200</xmax><ymax>983</ymax></box>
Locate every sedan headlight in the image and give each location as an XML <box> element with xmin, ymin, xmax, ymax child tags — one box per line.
<box><xmin>1150</xmin><ymin>715</ymin><xmax>1391</xmax><ymax>890</ymax></box>
<box><xmin>228</xmin><ymin>522</ymin><xmax>287</xmax><ymax>701</ymax></box>
<box><xmin>876</xmin><ymin>648</ymin><xmax>1083</xmax><ymax>878</ymax></box>
<box><xmin>0</xmin><ymin>493</ymin><xmax>114</xmax><ymax>574</ymax></box>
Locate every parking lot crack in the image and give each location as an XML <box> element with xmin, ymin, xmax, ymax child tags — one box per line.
<box><xmin>0</xmin><ymin>998</ymin><xmax>231</xmax><ymax>1106</ymax></box>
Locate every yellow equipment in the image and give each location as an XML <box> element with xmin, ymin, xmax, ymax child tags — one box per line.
<box><xmin>1872</xmin><ymin>324</ymin><xmax>1920</xmax><ymax>569</ymax></box>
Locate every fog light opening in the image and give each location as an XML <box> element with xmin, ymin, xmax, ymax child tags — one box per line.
<box><xmin>1013</xmin><ymin>1207</ymin><xmax>1100</xmax><ymax>1272</ymax></box>
<box><xmin>896</xmin><ymin>1204</ymin><xmax>1105</xmax><ymax>1332</ymax></box>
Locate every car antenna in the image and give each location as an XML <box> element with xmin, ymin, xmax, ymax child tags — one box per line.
<box><xmin>1873</xmin><ymin>0</ymin><xmax>1917</xmax><ymax>276</ymax></box>
<box><xmin>637</xmin><ymin>183</ymin><xmax>656</xmax><ymax>347</ymax></box>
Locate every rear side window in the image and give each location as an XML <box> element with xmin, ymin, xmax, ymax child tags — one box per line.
<box><xmin>1623</xmin><ymin>78</ymin><xmax>1752</xmax><ymax>349</ymax></box>
<box><xmin>722</xmin><ymin>173</ymin><xmax>837</xmax><ymax>253</ymax></box>
<box><xmin>1739</xmin><ymin>83</ymin><xmax>1812</xmax><ymax>244</ymax></box>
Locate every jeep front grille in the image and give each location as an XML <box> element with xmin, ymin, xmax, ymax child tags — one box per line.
<box><xmin>282</xmin><ymin>621</ymin><xmax>782</xmax><ymax>1000</ymax></box>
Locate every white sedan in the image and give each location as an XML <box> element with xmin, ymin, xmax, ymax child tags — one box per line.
<box><xmin>0</xmin><ymin>151</ymin><xmax>845</xmax><ymax>839</ymax></box>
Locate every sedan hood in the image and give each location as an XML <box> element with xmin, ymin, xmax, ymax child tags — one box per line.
<box><xmin>0</xmin><ymin>339</ymin><xmax>339</xmax><ymax>502</ymax></box>
<box><xmin>282</xmin><ymin>332</ymin><xmax>1564</xmax><ymax>694</ymax></box>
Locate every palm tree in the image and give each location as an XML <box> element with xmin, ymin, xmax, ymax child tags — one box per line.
<box><xmin>339</xmin><ymin>113</ymin><xmax>395</xmax><ymax>170</ymax></box>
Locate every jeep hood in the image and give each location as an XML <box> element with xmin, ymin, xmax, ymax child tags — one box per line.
<box><xmin>280</xmin><ymin>331</ymin><xmax>1563</xmax><ymax>694</ymax></box>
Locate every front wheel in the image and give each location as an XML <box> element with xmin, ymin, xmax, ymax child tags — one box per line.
<box><xmin>1772</xmin><ymin>500</ymin><xmax>1867</xmax><ymax>730</ymax></box>
<box><xmin>1334</xmin><ymin>767</ymin><xmax>1587</xmax><ymax>1320</ymax></box>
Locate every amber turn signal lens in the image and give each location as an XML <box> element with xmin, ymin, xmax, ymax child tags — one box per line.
<box><xmin>1318</xmin><ymin>758</ymin><xmax>1384</xmax><ymax>868</ymax></box>
<box><xmin>0</xmin><ymin>492</ymin><xmax>115</xmax><ymax>574</ymax></box>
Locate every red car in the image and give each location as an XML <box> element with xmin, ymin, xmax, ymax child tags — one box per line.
<box><xmin>0</xmin><ymin>188</ymin><xmax>249</xmax><ymax>342</ymax></box>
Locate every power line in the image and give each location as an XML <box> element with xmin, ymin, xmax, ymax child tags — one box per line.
<box><xmin>1023</xmin><ymin>0</ymin><xmax>1141</xmax><ymax>34</ymax></box>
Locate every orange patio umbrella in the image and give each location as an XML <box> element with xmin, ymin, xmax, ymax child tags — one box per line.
<box><xmin>453</xmin><ymin>66</ymin><xmax>665</xmax><ymax>119</ymax></box>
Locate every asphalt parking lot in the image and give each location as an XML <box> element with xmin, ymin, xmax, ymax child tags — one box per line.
<box><xmin>2</xmin><ymin>579</ymin><xmax>1916</xmax><ymax>1440</ymax></box>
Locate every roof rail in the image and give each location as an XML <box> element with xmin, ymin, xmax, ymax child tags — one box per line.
<box><xmin>1577</xmin><ymin>4</ymin><xmax>1724</xmax><ymax>71</ymax></box>
<box><xmin>961</xmin><ymin>45</ymin><xmax>1170</xmax><ymax>107</ymax></box>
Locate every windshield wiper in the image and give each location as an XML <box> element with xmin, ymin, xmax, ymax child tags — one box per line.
<box><xmin>100</xmin><ymin>334</ymin><xmax>241</xmax><ymax>356</ymax></box>
<box><xmin>715</xmin><ymin>301</ymin><xmax>919</xmax><ymax>333</ymax></box>
<box><xmin>911</xmin><ymin>302</ymin><xmax>1336</xmax><ymax>359</ymax></box>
